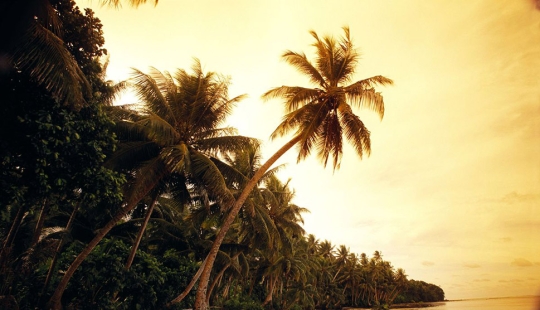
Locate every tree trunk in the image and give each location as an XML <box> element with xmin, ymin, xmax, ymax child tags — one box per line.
<box><xmin>190</xmin><ymin>135</ymin><xmax>301</xmax><ymax>310</ymax></box>
<box><xmin>262</xmin><ymin>276</ymin><xmax>276</xmax><ymax>306</ymax></box>
<box><xmin>165</xmin><ymin>257</ymin><xmax>207</xmax><ymax>308</ymax></box>
<box><xmin>47</xmin><ymin>176</ymin><xmax>163</xmax><ymax>310</ymax></box>
<box><xmin>41</xmin><ymin>202</ymin><xmax>80</xmax><ymax>300</ymax></box>
<box><xmin>125</xmin><ymin>194</ymin><xmax>159</xmax><ymax>270</ymax></box>
<box><xmin>2</xmin><ymin>206</ymin><xmax>26</xmax><ymax>253</ymax></box>
<box><xmin>221</xmin><ymin>275</ymin><xmax>232</xmax><ymax>299</ymax></box>
<box><xmin>0</xmin><ymin>206</ymin><xmax>27</xmax><ymax>270</ymax></box>
<box><xmin>205</xmin><ymin>265</ymin><xmax>226</xmax><ymax>306</ymax></box>
<box><xmin>31</xmin><ymin>199</ymin><xmax>49</xmax><ymax>247</ymax></box>
<box><xmin>205</xmin><ymin>252</ymin><xmax>240</xmax><ymax>305</ymax></box>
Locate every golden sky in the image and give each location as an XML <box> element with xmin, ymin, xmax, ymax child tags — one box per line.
<box><xmin>79</xmin><ymin>0</ymin><xmax>540</xmax><ymax>300</ymax></box>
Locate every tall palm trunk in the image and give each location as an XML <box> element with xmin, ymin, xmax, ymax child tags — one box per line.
<box><xmin>262</xmin><ymin>275</ymin><xmax>277</xmax><ymax>306</ymax></box>
<box><xmin>47</xmin><ymin>176</ymin><xmax>163</xmax><ymax>310</ymax></box>
<box><xmin>190</xmin><ymin>135</ymin><xmax>301</xmax><ymax>310</ymax></box>
<box><xmin>2</xmin><ymin>206</ymin><xmax>27</xmax><ymax>255</ymax></box>
<box><xmin>221</xmin><ymin>275</ymin><xmax>233</xmax><ymax>299</ymax></box>
<box><xmin>0</xmin><ymin>203</ymin><xmax>27</xmax><ymax>297</ymax></box>
<box><xmin>125</xmin><ymin>194</ymin><xmax>159</xmax><ymax>270</ymax></box>
<box><xmin>31</xmin><ymin>199</ymin><xmax>49</xmax><ymax>247</ymax></box>
<box><xmin>165</xmin><ymin>257</ymin><xmax>207</xmax><ymax>307</ymax></box>
<box><xmin>205</xmin><ymin>252</ymin><xmax>240</xmax><ymax>305</ymax></box>
<box><xmin>40</xmin><ymin>202</ymin><xmax>80</xmax><ymax>301</ymax></box>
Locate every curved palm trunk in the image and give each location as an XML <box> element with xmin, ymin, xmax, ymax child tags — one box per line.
<box><xmin>41</xmin><ymin>202</ymin><xmax>80</xmax><ymax>299</ymax></box>
<box><xmin>222</xmin><ymin>275</ymin><xmax>232</xmax><ymax>299</ymax></box>
<box><xmin>31</xmin><ymin>199</ymin><xmax>49</xmax><ymax>247</ymax></box>
<box><xmin>165</xmin><ymin>257</ymin><xmax>207</xmax><ymax>308</ymax></box>
<box><xmin>205</xmin><ymin>252</ymin><xmax>240</xmax><ymax>305</ymax></box>
<box><xmin>190</xmin><ymin>135</ymin><xmax>301</xmax><ymax>310</ymax></box>
<box><xmin>47</xmin><ymin>176</ymin><xmax>163</xmax><ymax>310</ymax></box>
<box><xmin>125</xmin><ymin>194</ymin><xmax>159</xmax><ymax>270</ymax></box>
<box><xmin>262</xmin><ymin>275</ymin><xmax>277</xmax><ymax>306</ymax></box>
<box><xmin>2</xmin><ymin>206</ymin><xmax>27</xmax><ymax>254</ymax></box>
<box><xmin>332</xmin><ymin>266</ymin><xmax>343</xmax><ymax>282</ymax></box>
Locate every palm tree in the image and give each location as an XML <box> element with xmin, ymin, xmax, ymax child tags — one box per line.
<box><xmin>47</xmin><ymin>60</ymin><xmax>252</xmax><ymax>309</ymax></box>
<box><xmin>318</xmin><ymin>240</ymin><xmax>335</xmax><ymax>261</ymax></box>
<box><xmin>333</xmin><ymin>245</ymin><xmax>350</xmax><ymax>281</ymax></box>
<box><xmin>188</xmin><ymin>27</ymin><xmax>393</xmax><ymax>310</ymax></box>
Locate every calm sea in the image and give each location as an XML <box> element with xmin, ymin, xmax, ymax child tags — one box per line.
<box><xmin>393</xmin><ymin>296</ymin><xmax>540</xmax><ymax>310</ymax></box>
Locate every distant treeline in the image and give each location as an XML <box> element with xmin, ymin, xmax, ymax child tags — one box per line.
<box><xmin>395</xmin><ymin>280</ymin><xmax>446</xmax><ymax>303</ymax></box>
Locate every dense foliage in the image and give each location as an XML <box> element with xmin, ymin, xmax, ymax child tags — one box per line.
<box><xmin>0</xmin><ymin>0</ymin><xmax>125</xmax><ymax>308</ymax></box>
<box><xmin>0</xmin><ymin>1</ymin><xmax>445</xmax><ymax>309</ymax></box>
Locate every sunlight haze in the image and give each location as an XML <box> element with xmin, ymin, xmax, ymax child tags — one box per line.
<box><xmin>78</xmin><ymin>0</ymin><xmax>540</xmax><ymax>300</ymax></box>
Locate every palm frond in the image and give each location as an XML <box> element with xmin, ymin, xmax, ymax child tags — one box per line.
<box><xmin>131</xmin><ymin>67</ymin><xmax>176</xmax><ymax>123</ymax></box>
<box><xmin>344</xmin><ymin>76</ymin><xmax>394</xmax><ymax>119</ymax></box>
<box><xmin>316</xmin><ymin>110</ymin><xmax>343</xmax><ymax>169</ymax></box>
<box><xmin>167</xmin><ymin>173</ymin><xmax>192</xmax><ymax>200</ymax></box>
<box><xmin>133</xmin><ymin>112</ymin><xmax>180</xmax><ymax>146</ymax></box>
<box><xmin>124</xmin><ymin>156</ymin><xmax>168</xmax><ymax>207</ymax></box>
<box><xmin>101</xmin><ymin>79</ymin><xmax>130</xmax><ymax>106</ymax></box>
<box><xmin>210</xmin><ymin>157</ymin><xmax>250</xmax><ymax>190</ymax></box>
<box><xmin>295</xmin><ymin>102</ymin><xmax>329</xmax><ymax>163</ymax></box>
<box><xmin>260</xmin><ymin>164</ymin><xmax>287</xmax><ymax>184</ymax></box>
<box><xmin>209</xmin><ymin>93</ymin><xmax>248</xmax><ymax>125</ymax></box>
<box><xmin>334</xmin><ymin>27</ymin><xmax>360</xmax><ymax>85</ymax></box>
<box><xmin>156</xmin><ymin>193</ymin><xmax>189</xmax><ymax>218</ymax></box>
<box><xmin>189</xmin><ymin>150</ymin><xmax>235</xmax><ymax>209</ymax></box>
<box><xmin>195</xmin><ymin>127</ymin><xmax>238</xmax><ymax>139</ymax></box>
<box><xmin>269</xmin><ymin>101</ymin><xmax>323</xmax><ymax>141</ymax></box>
<box><xmin>161</xmin><ymin>143</ymin><xmax>190</xmax><ymax>173</ymax></box>
<box><xmin>281</xmin><ymin>51</ymin><xmax>326</xmax><ymax>87</ymax></box>
<box><xmin>337</xmin><ymin>102</ymin><xmax>371</xmax><ymax>158</ymax></box>
<box><xmin>105</xmin><ymin>104</ymin><xmax>143</xmax><ymax>122</ymax></box>
<box><xmin>250</xmin><ymin>204</ymin><xmax>278</xmax><ymax>249</ymax></box>
<box><xmin>196</xmin><ymin>135</ymin><xmax>256</xmax><ymax>156</ymax></box>
<box><xmin>15</xmin><ymin>21</ymin><xmax>89</xmax><ymax>107</ymax></box>
<box><xmin>262</xmin><ymin>86</ymin><xmax>320</xmax><ymax>113</ymax></box>
<box><xmin>310</xmin><ymin>30</ymin><xmax>335</xmax><ymax>84</ymax></box>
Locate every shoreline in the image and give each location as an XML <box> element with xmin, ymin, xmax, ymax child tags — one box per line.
<box><xmin>345</xmin><ymin>296</ymin><xmax>540</xmax><ymax>309</ymax></box>
<box><xmin>344</xmin><ymin>301</ymin><xmax>445</xmax><ymax>309</ymax></box>
<box><xmin>390</xmin><ymin>302</ymin><xmax>446</xmax><ymax>308</ymax></box>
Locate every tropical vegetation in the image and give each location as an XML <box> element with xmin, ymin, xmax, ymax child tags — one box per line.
<box><xmin>0</xmin><ymin>1</ymin><xmax>445</xmax><ymax>309</ymax></box>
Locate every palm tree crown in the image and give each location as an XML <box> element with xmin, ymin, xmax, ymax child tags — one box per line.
<box><xmin>263</xmin><ymin>26</ymin><xmax>393</xmax><ymax>169</ymax></box>
<box><xmin>111</xmin><ymin>60</ymin><xmax>252</xmax><ymax>207</ymax></box>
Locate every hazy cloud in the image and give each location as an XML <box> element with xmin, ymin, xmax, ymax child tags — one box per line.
<box><xmin>499</xmin><ymin>279</ymin><xmax>525</xmax><ymax>283</ymax></box>
<box><xmin>464</xmin><ymin>263</ymin><xmax>481</xmax><ymax>268</ymax></box>
<box><xmin>511</xmin><ymin>258</ymin><xmax>533</xmax><ymax>267</ymax></box>
<box><xmin>422</xmin><ymin>261</ymin><xmax>435</xmax><ymax>267</ymax></box>
<box><xmin>353</xmin><ymin>220</ymin><xmax>376</xmax><ymax>227</ymax></box>
<box><xmin>491</xmin><ymin>104</ymin><xmax>540</xmax><ymax>141</ymax></box>
<box><xmin>473</xmin><ymin>279</ymin><xmax>491</xmax><ymax>282</ymax></box>
<box><xmin>499</xmin><ymin>237</ymin><xmax>512</xmax><ymax>243</ymax></box>
<box><xmin>501</xmin><ymin>192</ymin><xmax>540</xmax><ymax>204</ymax></box>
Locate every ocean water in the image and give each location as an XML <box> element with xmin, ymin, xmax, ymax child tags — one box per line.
<box><xmin>393</xmin><ymin>296</ymin><xmax>540</xmax><ymax>310</ymax></box>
